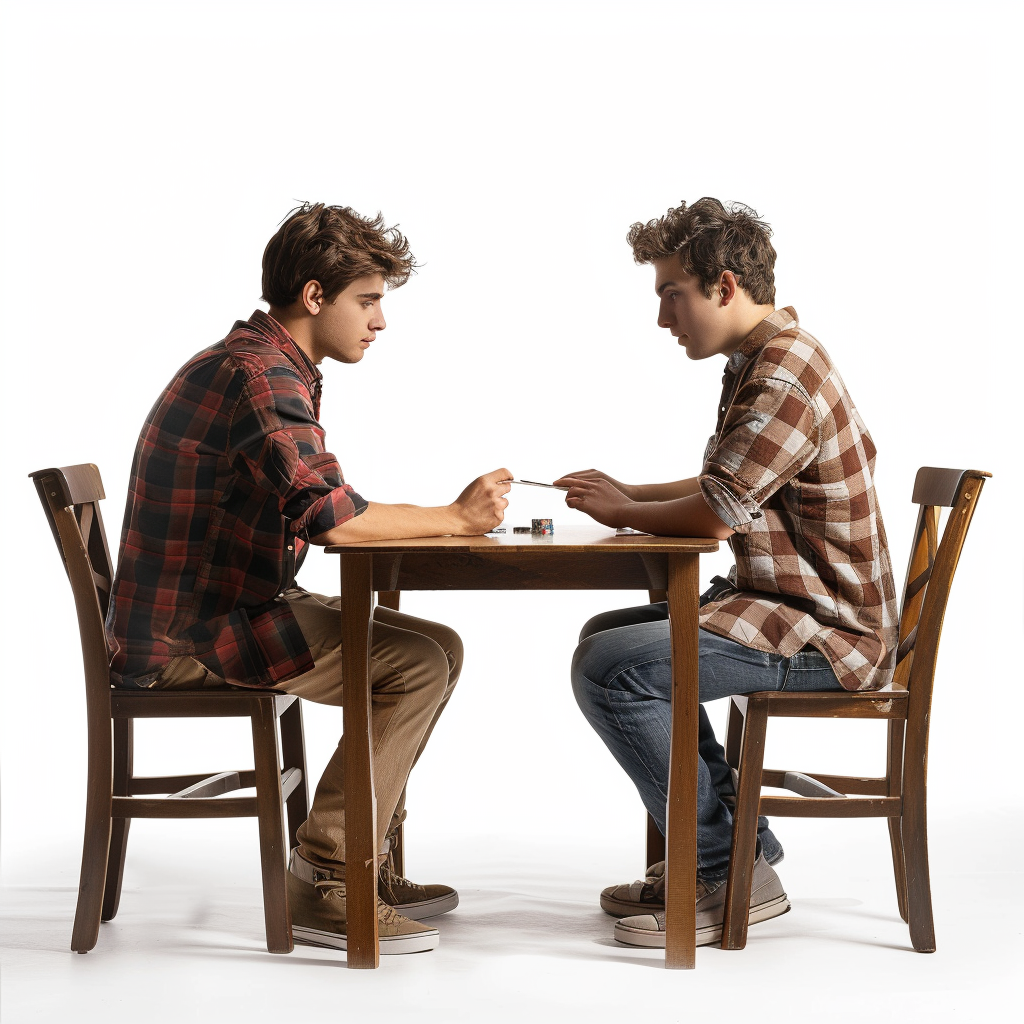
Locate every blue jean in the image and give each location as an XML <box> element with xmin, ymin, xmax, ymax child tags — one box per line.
<box><xmin>571</xmin><ymin>602</ymin><xmax>843</xmax><ymax>880</ymax></box>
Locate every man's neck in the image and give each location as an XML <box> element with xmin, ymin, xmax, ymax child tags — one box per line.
<box><xmin>267</xmin><ymin>306</ymin><xmax>319</xmax><ymax>364</ymax></box>
<box><xmin>724</xmin><ymin>303</ymin><xmax>776</xmax><ymax>356</ymax></box>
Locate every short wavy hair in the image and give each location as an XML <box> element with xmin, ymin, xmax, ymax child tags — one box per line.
<box><xmin>262</xmin><ymin>203</ymin><xmax>417</xmax><ymax>307</ymax></box>
<box><xmin>626</xmin><ymin>198</ymin><xmax>776</xmax><ymax>305</ymax></box>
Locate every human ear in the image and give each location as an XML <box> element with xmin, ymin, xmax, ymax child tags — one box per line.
<box><xmin>718</xmin><ymin>272</ymin><xmax>738</xmax><ymax>306</ymax></box>
<box><xmin>300</xmin><ymin>281</ymin><xmax>324</xmax><ymax>315</ymax></box>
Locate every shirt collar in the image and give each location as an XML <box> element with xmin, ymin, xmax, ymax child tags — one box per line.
<box><xmin>725</xmin><ymin>306</ymin><xmax>799</xmax><ymax>374</ymax></box>
<box><xmin>241</xmin><ymin>309</ymin><xmax>322</xmax><ymax>390</ymax></box>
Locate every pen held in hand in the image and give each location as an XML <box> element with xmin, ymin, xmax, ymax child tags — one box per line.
<box><xmin>512</xmin><ymin>479</ymin><xmax>570</xmax><ymax>492</ymax></box>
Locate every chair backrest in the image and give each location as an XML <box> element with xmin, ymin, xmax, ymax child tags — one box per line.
<box><xmin>30</xmin><ymin>465</ymin><xmax>114</xmax><ymax>704</ymax></box>
<box><xmin>892</xmin><ymin>468</ymin><xmax>989</xmax><ymax>711</ymax></box>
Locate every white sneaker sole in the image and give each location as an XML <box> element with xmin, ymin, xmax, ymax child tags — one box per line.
<box><xmin>393</xmin><ymin>891</ymin><xmax>460</xmax><ymax>920</ymax></box>
<box><xmin>614</xmin><ymin>895</ymin><xmax>791</xmax><ymax>949</ymax></box>
<box><xmin>292</xmin><ymin>924</ymin><xmax>440</xmax><ymax>954</ymax></box>
<box><xmin>600</xmin><ymin>893</ymin><xmax>664</xmax><ymax>918</ymax></box>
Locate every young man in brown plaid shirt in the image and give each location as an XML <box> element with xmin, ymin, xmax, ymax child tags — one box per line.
<box><xmin>555</xmin><ymin>198</ymin><xmax>898</xmax><ymax>948</ymax></box>
<box><xmin>107</xmin><ymin>203</ymin><xmax>511</xmax><ymax>954</ymax></box>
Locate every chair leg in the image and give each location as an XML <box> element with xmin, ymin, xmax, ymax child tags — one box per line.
<box><xmin>888</xmin><ymin>817</ymin><xmax>909</xmax><ymax>923</ymax></box>
<box><xmin>901</xmin><ymin>764</ymin><xmax>936</xmax><ymax>952</ymax></box>
<box><xmin>71</xmin><ymin>722</ymin><xmax>114</xmax><ymax>953</ymax></box>
<box><xmin>646</xmin><ymin>812</ymin><xmax>665</xmax><ymax>869</ymax></box>
<box><xmin>102</xmin><ymin>718</ymin><xmax>133</xmax><ymax>921</ymax></box>
<box><xmin>724</xmin><ymin>697</ymin><xmax>745</xmax><ymax>770</ymax></box>
<box><xmin>885</xmin><ymin>720</ymin><xmax>909</xmax><ymax>922</ymax></box>
<box><xmin>251</xmin><ymin>701</ymin><xmax>292</xmax><ymax>954</ymax></box>
<box><xmin>721</xmin><ymin>700</ymin><xmax>768</xmax><ymax>950</ymax></box>
<box><xmin>278</xmin><ymin>699</ymin><xmax>308</xmax><ymax>852</ymax></box>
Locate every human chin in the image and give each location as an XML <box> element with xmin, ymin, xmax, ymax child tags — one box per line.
<box><xmin>333</xmin><ymin>344</ymin><xmax>365</xmax><ymax>365</ymax></box>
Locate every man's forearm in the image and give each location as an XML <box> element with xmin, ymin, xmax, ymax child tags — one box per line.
<box><xmin>631</xmin><ymin>476</ymin><xmax>702</xmax><ymax>502</ymax></box>
<box><xmin>622</xmin><ymin>491</ymin><xmax>734</xmax><ymax>540</ymax></box>
<box><xmin>311</xmin><ymin>501</ymin><xmax>461</xmax><ymax>544</ymax></box>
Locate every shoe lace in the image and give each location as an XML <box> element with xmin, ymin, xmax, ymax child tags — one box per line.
<box><xmin>695</xmin><ymin>876</ymin><xmax>726</xmax><ymax>900</ymax></box>
<box><xmin>379</xmin><ymin>834</ymin><xmax>425</xmax><ymax>894</ymax></box>
<box><xmin>376</xmin><ymin>901</ymin><xmax>407</xmax><ymax>927</ymax></box>
<box><xmin>313</xmin><ymin>878</ymin><xmax>347</xmax><ymax>902</ymax></box>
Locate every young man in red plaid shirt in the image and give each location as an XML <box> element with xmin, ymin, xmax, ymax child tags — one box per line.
<box><xmin>107</xmin><ymin>203</ymin><xmax>511</xmax><ymax>954</ymax></box>
<box><xmin>556</xmin><ymin>198</ymin><xmax>897</xmax><ymax>949</ymax></box>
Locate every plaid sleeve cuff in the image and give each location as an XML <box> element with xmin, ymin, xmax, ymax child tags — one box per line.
<box><xmin>698</xmin><ymin>473</ymin><xmax>764</xmax><ymax>534</ymax></box>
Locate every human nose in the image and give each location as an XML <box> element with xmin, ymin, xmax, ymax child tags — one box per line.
<box><xmin>370</xmin><ymin>307</ymin><xmax>386</xmax><ymax>331</ymax></box>
<box><xmin>658</xmin><ymin>297</ymin><xmax>673</xmax><ymax>329</ymax></box>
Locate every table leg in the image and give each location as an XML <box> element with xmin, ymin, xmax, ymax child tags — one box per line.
<box><xmin>340</xmin><ymin>553</ymin><xmax>379</xmax><ymax>968</ymax></box>
<box><xmin>664</xmin><ymin>553</ymin><xmax>700</xmax><ymax>969</ymax></box>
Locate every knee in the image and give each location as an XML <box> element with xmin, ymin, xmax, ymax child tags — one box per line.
<box><xmin>438</xmin><ymin>625</ymin><xmax>464</xmax><ymax>684</ymax></box>
<box><xmin>571</xmin><ymin>636</ymin><xmax>612</xmax><ymax>720</ymax></box>
<box><xmin>578</xmin><ymin>609</ymin><xmax>620</xmax><ymax>644</ymax></box>
<box><xmin>375</xmin><ymin>634</ymin><xmax>452</xmax><ymax>705</ymax></box>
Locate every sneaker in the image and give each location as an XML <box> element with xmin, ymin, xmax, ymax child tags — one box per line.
<box><xmin>613</xmin><ymin>851</ymin><xmax>790</xmax><ymax>949</ymax></box>
<box><xmin>378</xmin><ymin>837</ymin><xmax>459</xmax><ymax>921</ymax></box>
<box><xmin>600</xmin><ymin>860</ymin><xmax>666</xmax><ymax>917</ymax></box>
<box><xmin>600</xmin><ymin>845</ymin><xmax>783</xmax><ymax>918</ymax></box>
<box><xmin>287</xmin><ymin>852</ymin><xmax>439</xmax><ymax>954</ymax></box>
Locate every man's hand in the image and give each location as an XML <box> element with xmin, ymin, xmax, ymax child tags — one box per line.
<box><xmin>553</xmin><ymin>468</ymin><xmax>638</xmax><ymax>501</ymax></box>
<box><xmin>558</xmin><ymin>475</ymin><xmax>635</xmax><ymax>529</ymax></box>
<box><xmin>449</xmin><ymin>468</ymin><xmax>513</xmax><ymax>535</ymax></box>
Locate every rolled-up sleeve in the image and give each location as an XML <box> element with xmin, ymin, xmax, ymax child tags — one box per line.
<box><xmin>699</xmin><ymin>377</ymin><xmax>818</xmax><ymax>533</ymax></box>
<box><xmin>229</xmin><ymin>365</ymin><xmax>367</xmax><ymax>538</ymax></box>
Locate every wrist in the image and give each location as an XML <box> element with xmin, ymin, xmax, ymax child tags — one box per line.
<box><xmin>443</xmin><ymin>503</ymin><xmax>467</xmax><ymax>535</ymax></box>
<box><xmin>621</xmin><ymin>499</ymin><xmax>648</xmax><ymax>530</ymax></box>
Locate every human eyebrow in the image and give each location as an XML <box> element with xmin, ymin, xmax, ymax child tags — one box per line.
<box><xmin>356</xmin><ymin>292</ymin><xmax>384</xmax><ymax>300</ymax></box>
<box><xmin>655</xmin><ymin>281</ymin><xmax>679</xmax><ymax>296</ymax></box>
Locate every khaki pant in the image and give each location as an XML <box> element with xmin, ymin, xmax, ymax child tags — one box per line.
<box><xmin>154</xmin><ymin>589</ymin><xmax>462</xmax><ymax>868</ymax></box>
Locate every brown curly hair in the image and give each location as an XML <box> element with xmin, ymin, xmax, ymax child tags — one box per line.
<box><xmin>262</xmin><ymin>203</ymin><xmax>417</xmax><ymax>307</ymax></box>
<box><xmin>626</xmin><ymin>198</ymin><xmax>776</xmax><ymax>305</ymax></box>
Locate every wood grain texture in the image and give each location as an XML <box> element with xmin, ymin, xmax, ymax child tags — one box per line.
<box><xmin>326</xmin><ymin>526</ymin><xmax>718</xmax><ymax>555</ymax></box>
<box><xmin>251</xmin><ymin>701</ymin><xmax>291</xmax><ymax>953</ymax></box>
<box><xmin>340</xmin><ymin>553</ymin><xmax>379</xmax><ymax>969</ymax></box>
<box><xmin>664</xmin><ymin>553</ymin><xmax>701</xmax><ymax>969</ymax></box>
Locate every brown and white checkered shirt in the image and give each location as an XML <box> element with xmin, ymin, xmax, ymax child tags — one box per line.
<box><xmin>697</xmin><ymin>307</ymin><xmax>898</xmax><ymax>691</ymax></box>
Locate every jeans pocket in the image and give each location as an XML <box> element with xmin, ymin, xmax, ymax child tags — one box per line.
<box><xmin>780</xmin><ymin>648</ymin><xmax>840</xmax><ymax>692</ymax></box>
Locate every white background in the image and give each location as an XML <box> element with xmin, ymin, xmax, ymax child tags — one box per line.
<box><xmin>1</xmin><ymin>1</ymin><xmax>1021</xmax><ymax>1021</ymax></box>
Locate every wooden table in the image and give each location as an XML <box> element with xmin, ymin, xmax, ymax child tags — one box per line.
<box><xmin>326</xmin><ymin>526</ymin><xmax>719</xmax><ymax>969</ymax></box>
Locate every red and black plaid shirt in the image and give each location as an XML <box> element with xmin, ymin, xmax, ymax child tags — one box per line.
<box><xmin>106</xmin><ymin>311</ymin><xmax>366</xmax><ymax>688</ymax></box>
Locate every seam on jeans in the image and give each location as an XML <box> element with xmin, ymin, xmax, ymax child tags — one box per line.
<box><xmin>586</xmin><ymin>674</ymin><xmax>670</xmax><ymax>799</ymax></box>
<box><xmin>580</xmin><ymin>674</ymin><xmax>733</xmax><ymax>879</ymax></box>
<box><xmin>604</xmin><ymin>656</ymin><xmax>671</xmax><ymax>693</ymax></box>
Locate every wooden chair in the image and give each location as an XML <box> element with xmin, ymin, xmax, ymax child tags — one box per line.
<box><xmin>719</xmin><ymin>466</ymin><xmax>990</xmax><ymax>952</ymax></box>
<box><xmin>30</xmin><ymin>464</ymin><xmax>309</xmax><ymax>955</ymax></box>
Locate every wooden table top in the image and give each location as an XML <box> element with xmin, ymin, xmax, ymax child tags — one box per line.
<box><xmin>325</xmin><ymin>525</ymin><xmax>720</xmax><ymax>555</ymax></box>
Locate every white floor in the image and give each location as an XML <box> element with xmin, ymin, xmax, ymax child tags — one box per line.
<box><xmin>3</xmin><ymin>808</ymin><xmax>1020</xmax><ymax>1024</ymax></box>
